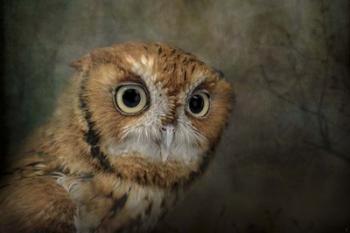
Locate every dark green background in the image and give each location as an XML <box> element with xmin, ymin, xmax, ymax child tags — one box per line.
<box><xmin>2</xmin><ymin>1</ymin><xmax>350</xmax><ymax>232</ymax></box>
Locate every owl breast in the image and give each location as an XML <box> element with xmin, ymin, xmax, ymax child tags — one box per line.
<box><xmin>59</xmin><ymin>174</ymin><xmax>179</xmax><ymax>233</ymax></box>
<box><xmin>106</xmin><ymin>184</ymin><xmax>177</xmax><ymax>233</ymax></box>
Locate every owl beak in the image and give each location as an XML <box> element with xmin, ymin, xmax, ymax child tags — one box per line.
<box><xmin>160</xmin><ymin>125</ymin><xmax>175</xmax><ymax>162</ymax></box>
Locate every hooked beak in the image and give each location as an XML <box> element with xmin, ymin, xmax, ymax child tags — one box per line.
<box><xmin>160</xmin><ymin>125</ymin><xmax>175</xmax><ymax>162</ymax></box>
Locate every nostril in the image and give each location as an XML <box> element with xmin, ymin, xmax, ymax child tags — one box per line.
<box><xmin>161</xmin><ymin>125</ymin><xmax>176</xmax><ymax>132</ymax></box>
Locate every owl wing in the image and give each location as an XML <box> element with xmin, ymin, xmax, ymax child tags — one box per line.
<box><xmin>0</xmin><ymin>153</ymin><xmax>130</xmax><ymax>233</ymax></box>
<box><xmin>0</xmin><ymin>175</ymin><xmax>76</xmax><ymax>233</ymax></box>
<box><xmin>0</xmin><ymin>152</ymin><xmax>76</xmax><ymax>232</ymax></box>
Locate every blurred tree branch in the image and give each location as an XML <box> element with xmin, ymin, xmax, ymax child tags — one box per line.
<box><xmin>259</xmin><ymin>0</ymin><xmax>350</xmax><ymax>164</ymax></box>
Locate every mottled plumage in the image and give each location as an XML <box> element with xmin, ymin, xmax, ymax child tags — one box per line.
<box><xmin>0</xmin><ymin>42</ymin><xmax>233</xmax><ymax>233</ymax></box>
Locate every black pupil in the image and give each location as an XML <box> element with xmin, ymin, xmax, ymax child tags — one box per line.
<box><xmin>122</xmin><ymin>88</ymin><xmax>141</xmax><ymax>108</ymax></box>
<box><xmin>189</xmin><ymin>94</ymin><xmax>204</xmax><ymax>114</ymax></box>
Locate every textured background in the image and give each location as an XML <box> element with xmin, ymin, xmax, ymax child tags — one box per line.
<box><xmin>1</xmin><ymin>1</ymin><xmax>350</xmax><ymax>232</ymax></box>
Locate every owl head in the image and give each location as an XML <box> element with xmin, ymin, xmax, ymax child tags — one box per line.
<box><xmin>72</xmin><ymin>42</ymin><xmax>232</xmax><ymax>187</ymax></box>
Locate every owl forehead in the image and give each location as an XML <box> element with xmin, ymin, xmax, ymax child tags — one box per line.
<box><xmin>123</xmin><ymin>56</ymin><xmax>208</xmax><ymax>95</ymax></box>
<box><xmin>104</xmin><ymin>43</ymin><xmax>215</xmax><ymax>93</ymax></box>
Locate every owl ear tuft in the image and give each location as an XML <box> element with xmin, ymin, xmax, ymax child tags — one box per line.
<box><xmin>70</xmin><ymin>54</ymin><xmax>92</xmax><ymax>73</ymax></box>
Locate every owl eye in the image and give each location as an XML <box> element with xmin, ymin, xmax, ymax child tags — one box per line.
<box><xmin>114</xmin><ymin>83</ymin><xmax>149</xmax><ymax>115</ymax></box>
<box><xmin>187</xmin><ymin>91</ymin><xmax>210</xmax><ymax>118</ymax></box>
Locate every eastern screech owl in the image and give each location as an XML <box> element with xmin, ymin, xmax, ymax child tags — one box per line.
<box><xmin>0</xmin><ymin>42</ymin><xmax>233</xmax><ymax>233</ymax></box>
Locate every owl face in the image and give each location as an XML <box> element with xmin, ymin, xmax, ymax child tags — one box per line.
<box><xmin>75</xmin><ymin>43</ymin><xmax>232</xmax><ymax>170</ymax></box>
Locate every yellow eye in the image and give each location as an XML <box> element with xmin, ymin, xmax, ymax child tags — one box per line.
<box><xmin>114</xmin><ymin>83</ymin><xmax>149</xmax><ymax>115</ymax></box>
<box><xmin>187</xmin><ymin>91</ymin><xmax>210</xmax><ymax>118</ymax></box>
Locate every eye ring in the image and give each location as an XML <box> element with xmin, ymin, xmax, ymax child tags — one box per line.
<box><xmin>113</xmin><ymin>82</ymin><xmax>150</xmax><ymax>115</ymax></box>
<box><xmin>186</xmin><ymin>90</ymin><xmax>210</xmax><ymax>118</ymax></box>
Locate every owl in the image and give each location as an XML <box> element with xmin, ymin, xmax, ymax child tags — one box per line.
<box><xmin>0</xmin><ymin>42</ymin><xmax>232</xmax><ymax>233</ymax></box>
